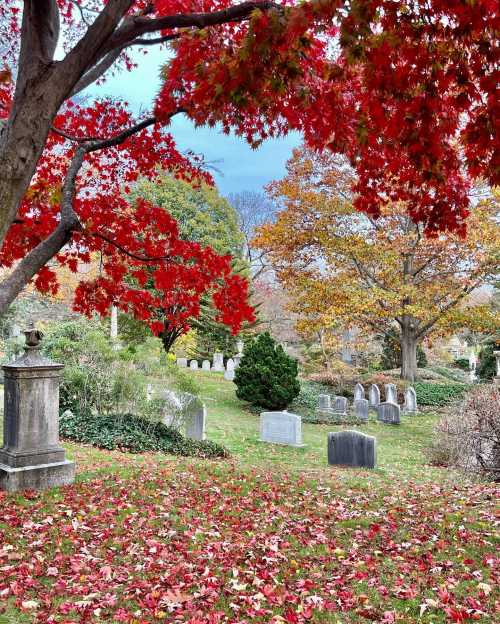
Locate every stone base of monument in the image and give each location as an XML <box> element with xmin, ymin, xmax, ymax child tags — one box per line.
<box><xmin>0</xmin><ymin>460</ymin><xmax>75</xmax><ymax>492</ymax></box>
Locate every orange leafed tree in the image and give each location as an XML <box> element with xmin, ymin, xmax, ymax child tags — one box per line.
<box><xmin>254</xmin><ymin>148</ymin><xmax>500</xmax><ymax>381</ymax></box>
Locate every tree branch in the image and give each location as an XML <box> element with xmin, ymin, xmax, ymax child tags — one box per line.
<box><xmin>102</xmin><ymin>1</ymin><xmax>279</xmax><ymax>55</ymax></box>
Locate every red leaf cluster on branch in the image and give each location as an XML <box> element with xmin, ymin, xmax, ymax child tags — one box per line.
<box><xmin>0</xmin><ymin>98</ymin><xmax>254</xmax><ymax>335</ymax></box>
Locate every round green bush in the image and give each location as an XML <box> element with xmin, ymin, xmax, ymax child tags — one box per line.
<box><xmin>234</xmin><ymin>332</ymin><xmax>300</xmax><ymax>410</ymax></box>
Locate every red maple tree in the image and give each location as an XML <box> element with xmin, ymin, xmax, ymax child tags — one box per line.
<box><xmin>0</xmin><ymin>1</ymin><xmax>497</xmax><ymax>332</ymax></box>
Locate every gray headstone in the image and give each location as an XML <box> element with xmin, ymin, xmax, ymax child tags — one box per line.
<box><xmin>185</xmin><ymin>403</ymin><xmax>206</xmax><ymax>441</ymax></box>
<box><xmin>354</xmin><ymin>398</ymin><xmax>369</xmax><ymax>422</ymax></box>
<box><xmin>332</xmin><ymin>396</ymin><xmax>348</xmax><ymax>414</ymax></box>
<box><xmin>318</xmin><ymin>394</ymin><xmax>331</xmax><ymax>410</ymax></box>
<box><xmin>189</xmin><ymin>359</ymin><xmax>199</xmax><ymax>371</ymax></box>
<box><xmin>177</xmin><ymin>357</ymin><xmax>187</xmax><ymax>368</ymax></box>
<box><xmin>202</xmin><ymin>360</ymin><xmax>211</xmax><ymax>371</ymax></box>
<box><xmin>260</xmin><ymin>411</ymin><xmax>304</xmax><ymax>447</ymax></box>
<box><xmin>404</xmin><ymin>387</ymin><xmax>417</xmax><ymax>413</ymax></box>
<box><xmin>385</xmin><ymin>383</ymin><xmax>398</xmax><ymax>404</ymax></box>
<box><xmin>377</xmin><ymin>401</ymin><xmax>400</xmax><ymax>425</ymax></box>
<box><xmin>233</xmin><ymin>355</ymin><xmax>241</xmax><ymax>369</ymax></box>
<box><xmin>369</xmin><ymin>384</ymin><xmax>380</xmax><ymax>408</ymax></box>
<box><xmin>328</xmin><ymin>430</ymin><xmax>376</xmax><ymax>469</ymax></box>
<box><xmin>212</xmin><ymin>352</ymin><xmax>225</xmax><ymax>372</ymax></box>
<box><xmin>354</xmin><ymin>383</ymin><xmax>365</xmax><ymax>401</ymax></box>
<box><xmin>224</xmin><ymin>358</ymin><xmax>235</xmax><ymax>381</ymax></box>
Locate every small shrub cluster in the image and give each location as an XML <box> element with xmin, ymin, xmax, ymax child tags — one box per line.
<box><xmin>234</xmin><ymin>332</ymin><xmax>300</xmax><ymax>410</ymax></box>
<box><xmin>453</xmin><ymin>357</ymin><xmax>470</xmax><ymax>371</ymax></box>
<box><xmin>477</xmin><ymin>343</ymin><xmax>498</xmax><ymax>381</ymax></box>
<box><xmin>414</xmin><ymin>382</ymin><xmax>468</xmax><ymax>407</ymax></box>
<box><xmin>60</xmin><ymin>410</ymin><xmax>229</xmax><ymax>459</ymax></box>
<box><xmin>426</xmin><ymin>386</ymin><xmax>500</xmax><ymax>480</ymax></box>
<box><xmin>41</xmin><ymin>319</ymin><xmax>199</xmax><ymax>417</ymax></box>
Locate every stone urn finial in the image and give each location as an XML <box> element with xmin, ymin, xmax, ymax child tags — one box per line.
<box><xmin>24</xmin><ymin>320</ymin><xmax>43</xmax><ymax>350</ymax></box>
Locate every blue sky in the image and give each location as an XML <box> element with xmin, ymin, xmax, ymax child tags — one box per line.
<box><xmin>87</xmin><ymin>47</ymin><xmax>300</xmax><ymax>196</ymax></box>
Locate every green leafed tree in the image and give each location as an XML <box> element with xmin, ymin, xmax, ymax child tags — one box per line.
<box><xmin>234</xmin><ymin>332</ymin><xmax>300</xmax><ymax>410</ymax></box>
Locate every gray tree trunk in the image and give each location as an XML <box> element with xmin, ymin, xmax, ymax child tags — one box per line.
<box><xmin>400</xmin><ymin>326</ymin><xmax>418</xmax><ymax>382</ymax></box>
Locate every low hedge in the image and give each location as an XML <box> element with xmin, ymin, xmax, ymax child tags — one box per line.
<box><xmin>60</xmin><ymin>410</ymin><xmax>229</xmax><ymax>459</ymax></box>
<box><xmin>414</xmin><ymin>382</ymin><xmax>468</xmax><ymax>407</ymax></box>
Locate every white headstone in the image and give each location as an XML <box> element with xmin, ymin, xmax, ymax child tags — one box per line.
<box><xmin>177</xmin><ymin>357</ymin><xmax>187</xmax><ymax>368</ymax></box>
<box><xmin>403</xmin><ymin>387</ymin><xmax>417</xmax><ymax>413</ymax></box>
<box><xmin>224</xmin><ymin>358</ymin><xmax>235</xmax><ymax>381</ymax></box>
<box><xmin>385</xmin><ymin>383</ymin><xmax>398</xmax><ymax>404</ymax></box>
<box><xmin>212</xmin><ymin>352</ymin><xmax>225</xmax><ymax>372</ymax></box>
<box><xmin>202</xmin><ymin>360</ymin><xmax>211</xmax><ymax>371</ymax></box>
<box><xmin>354</xmin><ymin>398</ymin><xmax>369</xmax><ymax>422</ymax></box>
<box><xmin>189</xmin><ymin>359</ymin><xmax>199</xmax><ymax>371</ymax></box>
<box><xmin>260</xmin><ymin>411</ymin><xmax>304</xmax><ymax>447</ymax></box>
<box><xmin>353</xmin><ymin>383</ymin><xmax>365</xmax><ymax>401</ymax></box>
<box><xmin>236</xmin><ymin>340</ymin><xmax>244</xmax><ymax>355</ymax></box>
<box><xmin>234</xmin><ymin>355</ymin><xmax>241</xmax><ymax>369</ymax></box>
<box><xmin>369</xmin><ymin>384</ymin><xmax>380</xmax><ymax>408</ymax></box>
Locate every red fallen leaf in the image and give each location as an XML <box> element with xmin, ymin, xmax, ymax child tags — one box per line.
<box><xmin>283</xmin><ymin>608</ymin><xmax>299</xmax><ymax>623</ymax></box>
<box><xmin>444</xmin><ymin>606</ymin><xmax>472</xmax><ymax>622</ymax></box>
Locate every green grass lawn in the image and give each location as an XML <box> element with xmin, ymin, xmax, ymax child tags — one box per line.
<box><xmin>1</xmin><ymin>376</ymin><xmax>498</xmax><ymax>623</ymax></box>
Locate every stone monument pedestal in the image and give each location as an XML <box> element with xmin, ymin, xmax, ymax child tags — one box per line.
<box><xmin>0</xmin><ymin>325</ymin><xmax>75</xmax><ymax>492</ymax></box>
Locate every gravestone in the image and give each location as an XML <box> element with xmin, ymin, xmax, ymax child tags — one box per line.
<box><xmin>377</xmin><ymin>402</ymin><xmax>401</xmax><ymax>425</ymax></box>
<box><xmin>327</xmin><ymin>430</ymin><xmax>376</xmax><ymax>469</ymax></box>
<box><xmin>212</xmin><ymin>352</ymin><xmax>225</xmax><ymax>373</ymax></box>
<box><xmin>202</xmin><ymin>360</ymin><xmax>211</xmax><ymax>372</ymax></box>
<box><xmin>318</xmin><ymin>394</ymin><xmax>331</xmax><ymax>410</ymax></box>
<box><xmin>224</xmin><ymin>358</ymin><xmax>235</xmax><ymax>381</ymax></box>
<box><xmin>385</xmin><ymin>383</ymin><xmax>398</xmax><ymax>404</ymax></box>
<box><xmin>234</xmin><ymin>356</ymin><xmax>241</xmax><ymax>369</ymax></box>
<box><xmin>369</xmin><ymin>384</ymin><xmax>380</xmax><ymax>409</ymax></box>
<box><xmin>177</xmin><ymin>357</ymin><xmax>188</xmax><ymax>368</ymax></box>
<box><xmin>260</xmin><ymin>411</ymin><xmax>304</xmax><ymax>447</ymax></box>
<box><xmin>185</xmin><ymin>401</ymin><xmax>206</xmax><ymax>441</ymax></box>
<box><xmin>0</xmin><ymin>324</ymin><xmax>75</xmax><ymax>492</ymax></box>
<box><xmin>354</xmin><ymin>383</ymin><xmax>365</xmax><ymax>401</ymax></box>
<box><xmin>354</xmin><ymin>398</ymin><xmax>369</xmax><ymax>422</ymax></box>
<box><xmin>332</xmin><ymin>396</ymin><xmax>348</xmax><ymax>415</ymax></box>
<box><xmin>189</xmin><ymin>359</ymin><xmax>199</xmax><ymax>371</ymax></box>
<box><xmin>404</xmin><ymin>387</ymin><xmax>417</xmax><ymax>413</ymax></box>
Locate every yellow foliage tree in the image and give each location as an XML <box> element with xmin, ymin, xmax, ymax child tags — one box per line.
<box><xmin>254</xmin><ymin>148</ymin><xmax>500</xmax><ymax>381</ymax></box>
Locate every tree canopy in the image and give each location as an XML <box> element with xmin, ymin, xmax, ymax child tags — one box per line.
<box><xmin>255</xmin><ymin>148</ymin><xmax>500</xmax><ymax>380</ymax></box>
<box><xmin>0</xmin><ymin>1</ymin><xmax>497</xmax><ymax>334</ymax></box>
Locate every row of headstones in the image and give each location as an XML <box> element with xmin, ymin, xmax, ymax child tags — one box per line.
<box><xmin>318</xmin><ymin>393</ymin><xmax>403</xmax><ymax>424</ymax></box>
<box><xmin>353</xmin><ymin>382</ymin><xmax>417</xmax><ymax>413</ymax></box>
<box><xmin>260</xmin><ymin>411</ymin><xmax>376</xmax><ymax>468</ymax></box>
<box><xmin>177</xmin><ymin>352</ymin><xmax>238</xmax><ymax>381</ymax></box>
